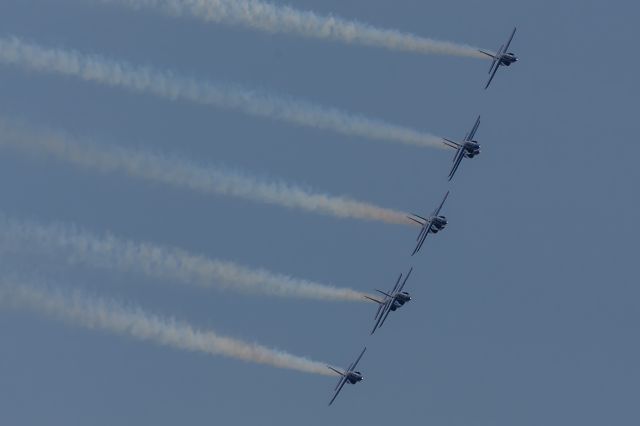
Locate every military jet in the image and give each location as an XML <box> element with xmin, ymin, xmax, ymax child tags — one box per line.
<box><xmin>327</xmin><ymin>347</ymin><xmax>366</xmax><ymax>406</ymax></box>
<box><xmin>442</xmin><ymin>115</ymin><xmax>481</xmax><ymax>180</ymax></box>
<box><xmin>479</xmin><ymin>27</ymin><xmax>518</xmax><ymax>89</ymax></box>
<box><xmin>364</xmin><ymin>267</ymin><xmax>413</xmax><ymax>334</ymax></box>
<box><xmin>408</xmin><ymin>191</ymin><xmax>450</xmax><ymax>256</ymax></box>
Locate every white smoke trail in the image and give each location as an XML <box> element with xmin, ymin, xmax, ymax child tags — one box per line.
<box><xmin>0</xmin><ymin>118</ymin><xmax>413</xmax><ymax>226</ymax></box>
<box><xmin>0</xmin><ymin>36</ymin><xmax>444</xmax><ymax>148</ymax></box>
<box><xmin>0</xmin><ymin>280</ymin><xmax>336</xmax><ymax>376</ymax></box>
<box><xmin>99</xmin><ymin>0</ymin><xmax>486</xmax><ymax>59</ymax></box>
<box><xmin>0</xmin><ymin>216</ymin><xmax>371</xmax><ymax>302</ymax></box>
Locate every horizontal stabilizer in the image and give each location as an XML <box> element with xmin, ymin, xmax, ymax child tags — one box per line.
<box><xmin>442</xmin><ymin>138</ymin><xmax>460</xmax><ymax>150</ymax></box>
<box><xmin>327</xmin><ymin>366</ymin><xmax>345</xmax><ymax>377</ymax></box>
<box><xmin>364</xmin><ymin>295</ymin><xmax>383</xmax><ymax>304</ymax></box>
<box><xmin>407</xmin><ymin>215</ymin><xmax>425</xmax><ymax>226</ymax></box>
<box><xmin>478</xmin><ymin>49</ymin><xmax>496</xmax><ymax>59</ymax></box>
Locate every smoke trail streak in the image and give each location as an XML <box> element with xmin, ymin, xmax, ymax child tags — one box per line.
<box><xmin>0</xmin><ymin>36</ymin><xmax>444</xmax><ymax>148</ymax></box>
<box><xmin>100</xmin><ymin>0</ymin><xmax>486</xmax><ymax>59</ymax></box>
<box><xmin>0</xmin><ymin>280</ymin><xmax>336</xmax><ymax>376</ymax></box>
<box><xmin>0</xmin><ymin>216</ymin><xmax>372</xmax><ymax>302</ymax></box>
<box><xmin>0</xmin><ymin>118</ymin><xmax>413</xmax><ymax>226</ymax></box>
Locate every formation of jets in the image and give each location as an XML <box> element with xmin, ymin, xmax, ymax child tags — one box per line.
<box><xmin>326</xmin><ymin>27</ymin><xmax>518</xmax><ymax>406</ymax></box>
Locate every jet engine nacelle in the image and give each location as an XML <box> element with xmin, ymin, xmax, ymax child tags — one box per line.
<box><xmin>435</xmin><ymin>216</ymin><xmax>448</xmax><ymax>226</ymax></box>
<box><xmin>348</xmin><ymin>372</ymin><xmax>363</xmax><ymax>384</ymax></box>
<box><xmin>502</xmin><ymin>53</ymin><xmax>517</xmax><ymax>65</ymax></box>
<box><xmin>398</xmin><ymin>292</ymin><xmax>411</xmax><ymax>302</ymax></box>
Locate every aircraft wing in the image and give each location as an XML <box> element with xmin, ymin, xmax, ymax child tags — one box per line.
<box><xmin>433</xmin><ymin>191</ymin><xmax>450</xmax><ymax>217</ymax></box>
<box><xmin>378</xmin><ymin>302</ymin><xmax>395</xmax><ymax>328</ymax></box>
<box><xmin>466</xmin><ymin>116</ymin><xmax>481</xmax><ymax>141</ymax></box>
<box><xmin>412</xmin><ymin>228</ymin><xmax>429</xmax><ymax>256</ymax></box>
<box><xmin>504</xmin><ymin>27</ymin><xmax>517</xmax><ymax>52</ymax></box>
<box><xmin>371</xmin><ymin>300</ymin><xmax>392</xmax><ymax>334</ymax></box>
<box><xmin>398</xmin><ymin>267</ymin><xmax>413</xmax><ymax>292</ymax></box>
<box><xmin>390</xmin><ymin>273</ymin><xmax>403</xmax><ymax>294</ymax></box>
<box><xmin>448</xmin><ymin>149</ymin><xmax>465</xmax><ymax>181</ymax></box>
<box><xmin>328</xmin><ymin>377</ymin><xmax>348</xmax><ymax>406</ymax></box>
<box><xmin>349</xmin><ymin>347</ymin><xmax>367</xmax><ymax>372</ymax></box>
<box><xmin>485</xmin><ymin>64</ymin><xmax>500</xmax><ymax>89</ymax></box>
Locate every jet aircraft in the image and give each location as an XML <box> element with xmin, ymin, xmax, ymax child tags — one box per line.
<box><xmin>408</xmin><ymin>191</ymin><xmax>450</xmax><ymax>256</ymax></box>
<box><xmin>479</xmin><ymin>27</ymin><xmax>518</xmax><ymax>89</ymax></box>
<box><xmin>442</xmin><ymin>116</ymin><xmax>481</xmax><ymax>180</ymax></box>
<box><xmin>364</xmin><ymin>267</ymin><xmax>413</xmax><ymax>334</ymax></box>
<box><xmin>327</xmin><ymin>347</ymin><xmax>366</xmax><ymax>406</ymax></box>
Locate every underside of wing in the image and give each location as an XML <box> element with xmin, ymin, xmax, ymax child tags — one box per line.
<box><xmin>372</xmin><ymin>302</ymin><xmax>391</xmax><ymax>334</ymax></box>
<box><xmin>374</xmin><ymin>299</ymin><xmax>386</xmax><ymax>319</ymax></box>
<box><xmin>412</xmin><ymin>230</ymin><xmax>428</xmax><ymax>256</ymax></box>
<box><xmin>433</xmin><ymin>191</ymin><xmax>450</xmax><ymax>217</ymax></box>
<box><xmin>466</xmin><ymin>116</ymin><xmax>481</xmax><ymax>141</ymax></box>
<box><xmin>448</xmin><ymin>150</ymin><xmax>465</xmax><ymax>180</ymax></box>
<box><xmin>398</xmin><ymin>267</ymin><xmax>413</xmax><ymax>292</ymax></box>
<box><xmin>504</xmin><ymin>27</ymin><xmax>517</xmax><ymax>51</ymax></box>
<box><xmin>391</xmin><ymin>273</ymin><xmax>403</xmax><ymax>294</ymax></box>
<box><xmin>485</xmin><ymin>61</ymin><xmax>501</xmax><ymax>89</ymax></box>
<box><xmin>379</xmin><ymin>303</ymin><xmax>395</xmax><ymax>328</ymax></box>
<box><xmin>329</xmin><ymin>378</ymin><xmax>348</xmax><ymax>406</ymax></box>
<box><xmin>350</xmin><ymin>347</ymin><xmax>367</xmax><ymax>371</ymax></box>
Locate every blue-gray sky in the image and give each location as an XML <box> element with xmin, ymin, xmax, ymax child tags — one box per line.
<box><xmin>0</xmin><ymin>0</ymin><xmax>638</xmax><ymax>425</ymax></box>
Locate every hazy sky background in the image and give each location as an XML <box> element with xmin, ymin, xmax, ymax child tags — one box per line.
<box><xmin>0</xmin><ymin>0</ymin><xmax>638</xmax><ymax>425</ymax></box>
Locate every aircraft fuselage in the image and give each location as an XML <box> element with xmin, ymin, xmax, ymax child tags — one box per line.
<box><xmin>347</xmin><ymin>372</ymin><xmax>363</xmax><ymax>384</ymax></box>
<box><xmin>429</xmin><ymin>216</ymin><xmax>448</xmax><ymax>233</ymax></box>
<box><xmin>391</xmin><ymin>292</ymin><xmax>411</xmax><ymax>311</ymax></box>
<box><xmin>463</xmin><ymin>140</ymin><xmax>481</xmax><ymax>158</ymax></box>
<box><xmin>500</xmin><ymin>53</ymin><xmax>517</xmax><ymax>66</ymax></box>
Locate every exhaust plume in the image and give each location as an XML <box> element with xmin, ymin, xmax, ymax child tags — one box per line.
<box><xmin>100</xmin><ymin>0</ymin><xmax>486</xmax><ymax>58</ymax></box>
<box><xmin>0</xmin><ymin>281</ymin><xmax>336</xmax><ymax>376</ymax></box>
<box><xmin>0</xmin><ymin>36</ymin><xmax>443</xmax><ymax>148</ymax></box>
<box><xmin>0</xmin><ymin>118</ymin><xmax>413</xmax><ymax>226</ymax></box>
<box><xmin>0</xmin><ymin>216</ymin><xmax>372</xmax><ymax>302</ymax></box>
